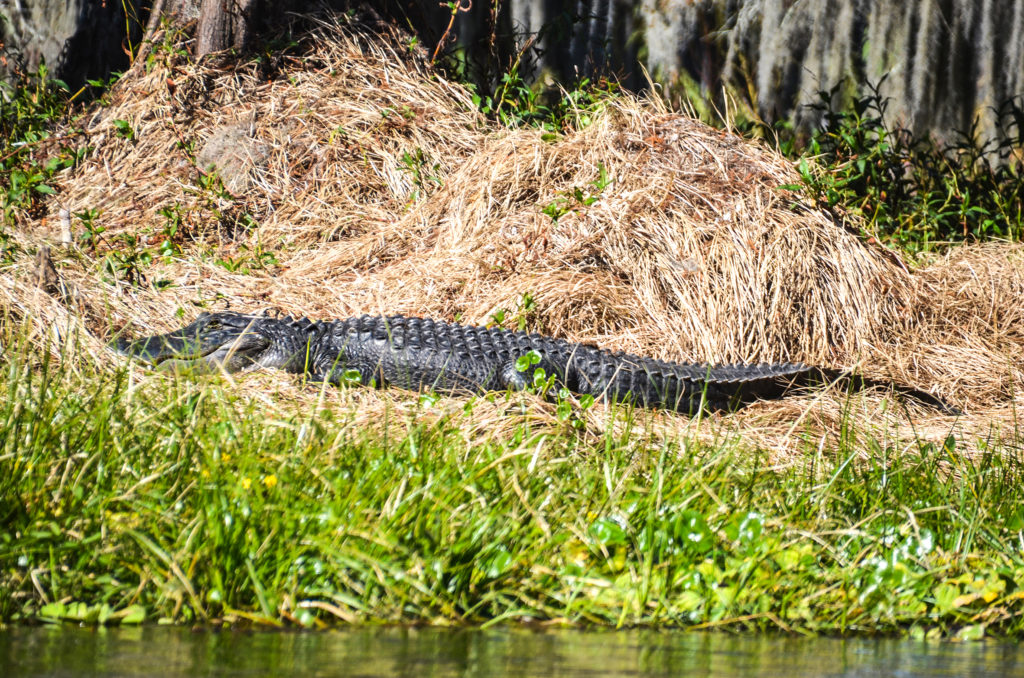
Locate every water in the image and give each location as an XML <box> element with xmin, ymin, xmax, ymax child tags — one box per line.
<box><xmin>2</xmin><ymin>626</ymin><xmax>1022</xmax><ymax>677</ymax></box>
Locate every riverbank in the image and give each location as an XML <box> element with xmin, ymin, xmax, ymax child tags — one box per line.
<box><xmin>2</xmin><ymin>329</ymin><xmax>1023</xmax><ymax>636</ymax></box>
<box><xmin>2</xmin><ymin>14</ymin><xmax>1024</xmax><ymax>636</ymax></box>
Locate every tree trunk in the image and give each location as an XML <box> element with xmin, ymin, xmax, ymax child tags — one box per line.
<box><xmin>195</xmin><ymin>0</ymin><xmax>259</xmax><ymax>56</ymax></box>
<box><xmin>160</xmin><ymin>0</ymin><xmax>203</xmax><ymax>21</ymax></box>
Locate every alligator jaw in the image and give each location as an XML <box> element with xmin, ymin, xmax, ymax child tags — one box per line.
<box><xmin>112</xmin><ymin>314</ymin><xmax>272</xmax><ymax>373</ymax></box>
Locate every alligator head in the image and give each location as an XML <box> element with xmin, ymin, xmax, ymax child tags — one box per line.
<box><xmin>113</xmin><ymin>312</ymin><xmax>308</xmax><ymax>374</ymax></box>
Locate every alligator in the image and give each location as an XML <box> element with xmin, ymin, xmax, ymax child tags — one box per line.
<box><xmin>113</xmin><ymin>311</ymin><xmax>954</xmax><ymax>414</ymax></box>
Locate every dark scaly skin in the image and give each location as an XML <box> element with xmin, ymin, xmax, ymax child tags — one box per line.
<box><xmin>113</xmin><ymin>312</ymin><xmax>955</xmax><ymax>414</ymax></box>
<box><xmin>305</xmin><ymin>315</ymin><xmax>813</xmax><ymax>412</ymax></box>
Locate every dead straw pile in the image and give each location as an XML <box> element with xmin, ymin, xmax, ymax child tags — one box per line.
<box><xmin>2</xmin><ymin>16</ymin><xmax>1022</xmax><ymax>460</ymax></box>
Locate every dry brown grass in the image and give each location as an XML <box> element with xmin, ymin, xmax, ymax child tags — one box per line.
<box><xmin>2</xmin><ymin>16</ymin><xmax>1022</xmax><ymax>460</ymax></box>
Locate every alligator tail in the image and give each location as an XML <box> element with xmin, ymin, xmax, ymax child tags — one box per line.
<box><xmin>565</xmin><ymin>351</ymin><xmax>813</xmax><ymax>414</ymax></box>
<box><xmin>569</xmin><ymin>353</ymin><xmax>958</xmax><ymax>415</ymax></box>
<box><xmin>806</xmin><ymin>368</ymin><xmax>961</xmax><ymax>416</ymax></box>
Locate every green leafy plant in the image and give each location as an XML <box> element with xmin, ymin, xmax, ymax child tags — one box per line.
<box><xmin>471</xmin><ymin>68</ymin><xmax>617</xmax><ymax>133</ymax></box>
<box><xmin>399</xmin><ymin>147</ymin><xmax>442</xmax><ymax>203</ymax></box>
<box><xmin>112</xmin><ymin>118</ymin><xmax>136</xmax><ymax>141</ymax></box>
<box><xmin>156</xmin><ymin>205</ymin><xmax>184</xmax><ymax>258</ymax></box>
<box><xmin>542</xmin><ymin>162</ymin><xmax>612</xmax><ymax>222</ymax></box>
<box><xmin>75</xmin><ymin>208</ymin><xmax>104</xmax><ymax>252</ymax></box>
<box><xmin>0</xmin><ymin>231</ymin><xmax>15</xmax><ymax>264</ymax></box>
<box><xmin>214</xmin><ymin>249</ymin><xmax>279</xmax><ymax>275</ymax></box>
<box><xmin>489</xmin><ymin>291</ymin><xmax>538</xmax><ymax>331</ymax></box>
<box><xmin>513</xmin><ymin>291</ymin><xmax>537</xmax><ymax>330</ymax></box>
<box><xmin>434</xmin><ymin>3</ymin><xmax>617</xmax><ymax>133</ymax></box>
<box><xmin>780</xmin><ymin>82</ymin><xmax>1024</xmax><ymax>252</ymax></box>
<box><xmin>101</xmin><ymin>233</ymin><xmax>152</xmax><ymax>286</ymax></box>
<box><xmin>555</xmin><ymin>389</ymin><xmax>593</xmax><ymax>430</ymax></box>
<box><xmin>0</xmin><ymin>62</ymin><xmax>82</xmax><ymax>227</ymax></box>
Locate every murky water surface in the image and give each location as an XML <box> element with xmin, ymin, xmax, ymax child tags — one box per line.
<box><xmin>2</xmin><ymin>626</ymin><xmax>1022</xmax><ymax>677</ymax></box>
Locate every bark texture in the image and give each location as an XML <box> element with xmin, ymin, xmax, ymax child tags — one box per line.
<box><xmin>195</xmin><ymin>0</ymin><xmax>259</xmax><ymax>55</ymax></box>
<box><xmin>0</xmin><ymin>0</ymin><xmax>143</xmax><ymax>86</ymax></box>
<box><xmin>2</xmin><ymin>1</ymin><xmax>1022</xmax><ymax>146</ymax></box>
<box><xmin>635</xmin><ymin>0</ymin><xmax>1024</xmax><ymax>145</ymax></box>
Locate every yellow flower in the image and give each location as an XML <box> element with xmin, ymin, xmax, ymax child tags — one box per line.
<box><xmin>241</xmin><ymin>477</ymin><xmax>252</xmax><ymax>490</ymax></box>
<box><xmin>262</xmin><ymin>474</ymin><xmax>278</xmax><ymax>489</ymax></box>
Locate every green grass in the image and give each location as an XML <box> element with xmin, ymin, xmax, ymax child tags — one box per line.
<box><xmin>2</xmin><ymin>325</ymin><xmax>1024</xmax><ymax>637</ymax></box>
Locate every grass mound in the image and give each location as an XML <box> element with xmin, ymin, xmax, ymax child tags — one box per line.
<box><xmin>1</xmin><ymin>15</ymin><xmax>1022</xmax><ymax>452</ymax></box>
